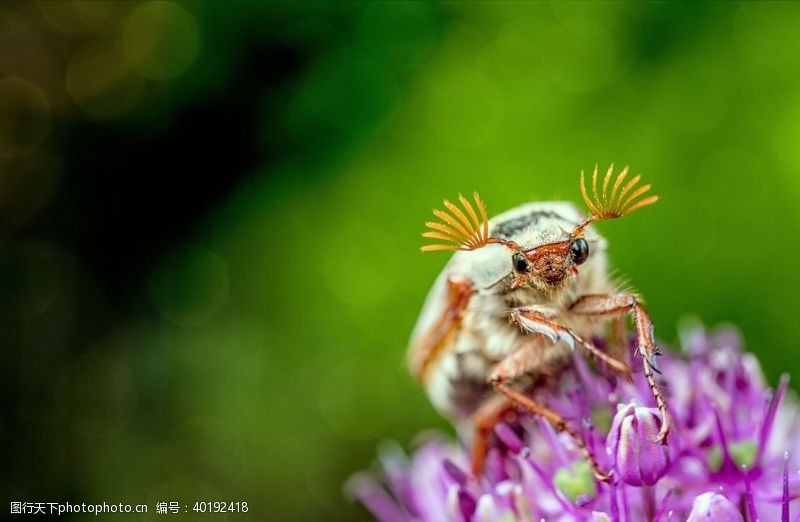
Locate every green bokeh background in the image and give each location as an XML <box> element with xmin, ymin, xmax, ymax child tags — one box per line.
<box><xmin>3</xmin><ymin>1</ymin><xmax>800</xmax><ymax>521</ymax></box>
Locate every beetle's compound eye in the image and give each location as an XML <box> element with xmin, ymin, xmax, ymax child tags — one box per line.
<box><xmin>570</xmin><ymin>238</ymin><xmax>589</xmax><ymax>265</ymax></box>
<box><xmin>512</xmin><ymin>252</ymin><xmax>530</xmax><ymax>274</ymax></box>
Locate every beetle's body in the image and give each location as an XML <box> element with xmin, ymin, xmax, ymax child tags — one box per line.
<box><xmin>408</xmin><ymin>166</ymin><xmax>669</xmax><ymax>479</ymax></box>
<box><xmin>409</xmin><ymin>202</ymin><xmax>614</xmax><ymax>423</ymax></box>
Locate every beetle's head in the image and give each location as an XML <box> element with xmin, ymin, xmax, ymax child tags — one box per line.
<box><xmin>507</xmin><ymin>235</ymin><xmax>590</xmax><ymax>290</ymax></box>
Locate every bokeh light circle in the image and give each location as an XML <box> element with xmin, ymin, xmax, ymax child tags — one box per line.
<box><xmin>150</xmin><ymin>244</ymin><xmax>230</xmax><ymax>327</ymax></box>
<box><xmin>318</xmin><ymin>358</ymin><xmax>400</xmax><ymax>441</ymax></box>
<box><xmin>66</xmin><ymin>38</ymin><xmax>144</xmax><ymax>118</ymax></box>
<box><xmin>122</xmin><ymin>1</ymin><xmax>201</xmax><ymax>80</ymax></box>
<box><xmin>0</xmin><ymin>76</ymin><xmax>50</xmax><ymax>158</ymax></box>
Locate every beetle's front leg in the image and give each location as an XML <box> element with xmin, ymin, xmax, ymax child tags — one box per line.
<box><xmin>569</xmin><ymin>293</ymin><xmax>670</xmax><ymax>443</ymax></box>
<box><xmin>487</xmin><ymin>345</ymin><xmax>612</xmax><ymax>482</ymax></box>
<box><xmin>510</xmin><ymin>307</ymin><xmax>631</xmax><ymax>378</ymax></box>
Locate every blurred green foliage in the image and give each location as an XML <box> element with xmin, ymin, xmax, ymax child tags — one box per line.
<box><xmin>4</xmin><ymin>1</ymin><xmax>800</xmax><ymax>521</ymax></box>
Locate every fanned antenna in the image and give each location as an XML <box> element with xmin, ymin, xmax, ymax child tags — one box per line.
<box><xmin>580</xmin><ymin>164</ymin><xmax>658</xmax><ymax>219</ymax></box>
<box><xmin>421</xmin><ymin>192</ymin><xmax>490</xmax><ymax>252</ymax></box>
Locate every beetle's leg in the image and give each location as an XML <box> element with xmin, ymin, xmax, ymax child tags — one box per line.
<box><xmin>609</xmin><ymin>315</ymin><xmax>631</xmax><ymax>374</ymax></box>
<box><xmin>408</xmin><ymin>278</ymin><xmax>474</xmax><ymax>384</ymax></box>
<box><xmin>569</xmin><ymin>293</ymin><xmax>670</xmax><ymax>443</ymax></box>
<box><xmin>510</xmin><ymin>307</ymin><xmax>632</xmax><ymax>379</ymax></box>
<box><xmin>488</xmin><ymin>349</ymin><xmax>611</xmax><ymax>481</ymax></box>
<box><xmin>470</xmin><ymin>394</ymin><xmax>515</xmax><ymax>476</ymax></box>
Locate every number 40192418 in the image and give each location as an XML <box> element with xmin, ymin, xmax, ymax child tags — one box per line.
<box><xmin>192</xmin><ymin>501</ymin><xmax>249</xmax><ymax>513</ymax></box>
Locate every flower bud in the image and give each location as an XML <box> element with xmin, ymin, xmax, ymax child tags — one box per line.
<box><xmin>606</xmin><ymin>402</ymin><xmax>670</xmax><ymax>486</ymax></box>
<box><xmin>687</xmin><ymin>492</ymin><xmax>744</xmax><ymax>522</ymax></box>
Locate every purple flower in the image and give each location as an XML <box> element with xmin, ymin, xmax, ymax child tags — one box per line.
<box><xmin>348</xmin><ymin>324</ymin><xmax>800</xmax><ymax>521</ymax></box>
<box><xmin>606</xmin><ymin>402</ymin><xmax>670</xmax><ymax>486</ymax></box>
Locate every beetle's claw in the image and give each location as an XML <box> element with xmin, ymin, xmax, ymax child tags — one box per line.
<box><xmin>655</xmin><ymin>419</ymin><xmax>670</xmax><ymax>444</ymax></box>
<box><xmin>644</xmin><ymin>351</ymin><xmax>662</xmax><ymax>374</ymax></box>
<box><xmin>594</xmin><ymin>468</ymin><xmax>614</xmax><ymax>483</ymax></box>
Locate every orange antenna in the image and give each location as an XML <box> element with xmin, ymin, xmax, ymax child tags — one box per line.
<box><xmin>580</xmin><ymin>164</ymin><xmax>658</xmax><ymax>219</ymax></box>
<box><xmin>421</xmin><ymin>192</ymin><xmax>490</xmax><ymax>252</ymax></box>
<box><xmin>573</xmin><ymin>164</ymin><xmax>658</xmax><ymax>237</ymax></box>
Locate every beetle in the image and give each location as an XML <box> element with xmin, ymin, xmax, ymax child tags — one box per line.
<box><xmin>407</xmin><ymin>165</ymin><xmax>668</xmax><ymax>480</ymax></box>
